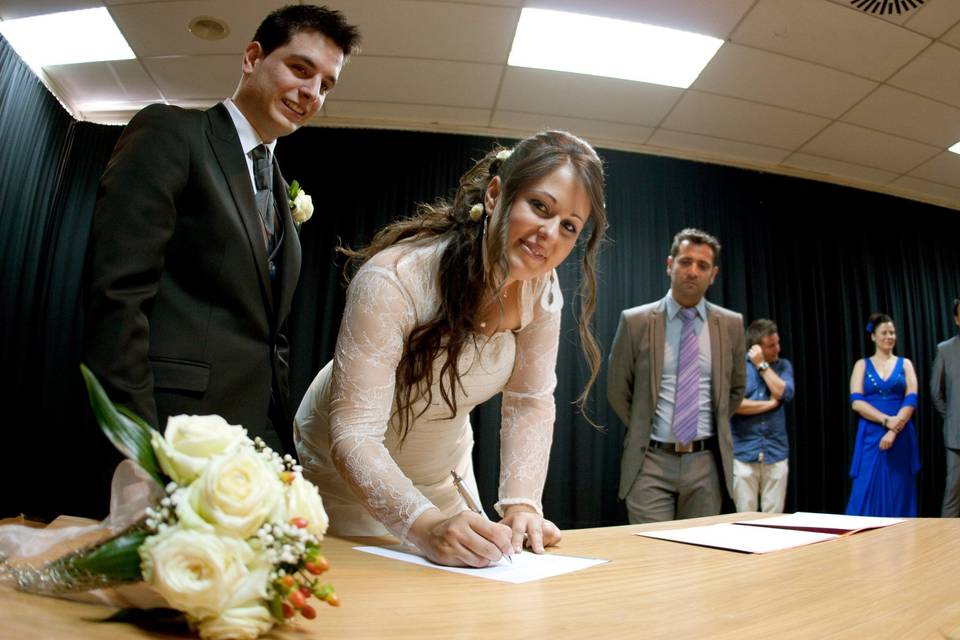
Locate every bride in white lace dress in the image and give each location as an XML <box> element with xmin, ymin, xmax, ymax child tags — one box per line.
<box><xmin>295</xmin><ymin>131</ymin><xmax>608</xmax><ymax>567</ymax></box>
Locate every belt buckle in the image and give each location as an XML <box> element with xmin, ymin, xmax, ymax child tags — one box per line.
<box><xmin>674</xmin><ymin>441</ymin><xmax>694</xmax><ymax>454</ymax></box>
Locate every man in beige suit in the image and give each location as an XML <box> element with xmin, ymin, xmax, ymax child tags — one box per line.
<box><xmin>608</xmin><ymin>228</ymin><xmax>745</xmax><ymax>523</ymax></box>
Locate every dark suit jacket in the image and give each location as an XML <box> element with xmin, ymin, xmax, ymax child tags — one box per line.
<box><xmin>83</xmin><ymin>103</ymin><xmax>301</xmax><ymax>452</ymax></box>
<box><xmin>607</xmin><ymin>297</ymin><xmax>746</xmax><ymax>499</ymax></box>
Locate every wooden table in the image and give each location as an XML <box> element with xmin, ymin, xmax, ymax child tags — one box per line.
<box><xmin>2</xmin><ymin>513</ymin><xmax>959</xmax><ymax>639</ymax></box>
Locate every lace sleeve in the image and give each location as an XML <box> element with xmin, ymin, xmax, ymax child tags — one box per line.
<box><xmin>495</xmin><ymin>274</ymin><xmax>561</xmax><ymax>516</ymax></box>
<box><xmin>327</xmin><ymin>266</ymin><xmax>434</xmax><ymax>540</ymax></box>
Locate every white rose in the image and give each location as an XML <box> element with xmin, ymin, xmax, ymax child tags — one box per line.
<box><xmin>284</xmin><ymin>473</ymin><xmax>329</xmax><ymax>539</ymax></box>
<box><xmin>197</xmin><ymin>604</ymin><xmax>274</xmax><ymax>640</ymax></box>
<box><xmin>291</xmin><ymin>191</ymin><xmax>313</xmax><ymax>224</ymax></box>
<box><xmin>188</xmin><ymin>448</ymin><xmax>284</xmax><ymax>538</ymax></box>
<box><xmin>138</xmin><ymin>526</ymin><xmax>251</xmax><ymax>620</ymax></box>
<box><xmin>153</xmin><ymin>415</ymin><xmax>247</xmax><ymax>484</ymax></box>
<box><xmin>196</xmin><ymin>556</ymin><xmax>274</xmax><ymax>640</ymax></box>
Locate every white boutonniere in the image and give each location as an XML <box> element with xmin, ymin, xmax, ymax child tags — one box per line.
<box><xmin>287</xmin><ymin>180</ymin><xmax>314</xmax><ymax>225</ymax></box>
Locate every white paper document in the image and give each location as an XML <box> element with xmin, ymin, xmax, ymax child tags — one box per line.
<box><xmin>354</xmin><ymin>544</ymin><xmax>608</xmax><ymax>583</ymax></box>
<box><xmin>636</xmin><ymin>522</ymin><xmax>839</xmax><ymax>554</ymax></box>
<box><xmin>733</xmin><ymin>512</ymin><xmax>906</xmax><ymax>534</ymax></box>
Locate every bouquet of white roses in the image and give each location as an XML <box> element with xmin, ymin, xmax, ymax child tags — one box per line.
<box><xmin>0</xmin><ymin>365</ymin><xmax>337</xmax><ymax>640</ymax></box>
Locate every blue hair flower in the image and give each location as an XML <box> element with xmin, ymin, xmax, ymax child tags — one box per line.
<box><xmin>866</xmin><ymin>322</ymin><xmax>874</xmax><ymax>333</ymax></box>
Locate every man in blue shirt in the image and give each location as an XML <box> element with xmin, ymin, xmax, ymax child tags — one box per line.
<box><xmin>731</xmin><ymin>319</ymin><xmax>795</xmax><ymax>513</ymax></box>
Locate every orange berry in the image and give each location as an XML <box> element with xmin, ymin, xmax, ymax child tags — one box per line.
<box><xmin>324</xmin><ymin>593</ymin><xmax>340</xmax><ymax>607</ymax></box>
<box><xmin>317</xmin><ymin>556</ymin><xmax>331</xmax><ymax>572</ymax></box>
<box><xmin>305</xmin><ymin>560</ymin><xmax>324</xmax><ymax>575</ymax></box>
<box><xmin>289</xmin><ymin>589</ymin><xmax>306</xmax><ymax>609</ymax></box>
<box><xmin>301</xmin><ymin>604</ymin><xmax>317</xmax><ymax>620</ymax></box>
<box><xmin>279</xmin><ymin>575</ymin><xmax>295</xmax><ymax>589</ymax></box>
<box><xmin>290</xmin><ymin>517</ymin><xmax>308</xmax><ymax>529</ymax></box>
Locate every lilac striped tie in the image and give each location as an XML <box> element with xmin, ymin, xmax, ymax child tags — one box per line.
<box><xmin>672</xmin><ymin>308</ymin><xmax>699</xmax><ymax>445</ymax></box>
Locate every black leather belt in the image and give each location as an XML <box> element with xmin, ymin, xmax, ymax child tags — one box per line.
<box><xmin>649</xmin><ymin>438</ymin><xmax>710</xmax><ymax>454</ymax></box>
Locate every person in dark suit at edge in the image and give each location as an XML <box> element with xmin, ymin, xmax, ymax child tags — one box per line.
<box><xmin>83</xmin><ymin>5</ymin><xmax>361</xmax><ymax>456</ymax></box>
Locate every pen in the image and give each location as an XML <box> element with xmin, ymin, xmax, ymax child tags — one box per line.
<box><xmin>451</xmin><ymin>470</ymin><xmax>512</xmax><ymax>564</ymax></box>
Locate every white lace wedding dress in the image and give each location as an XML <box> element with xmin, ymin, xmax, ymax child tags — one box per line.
<box><xmin>294</xmin><ymin>238</ymin><xmax>563</xmax><ymax>540</ymax></box>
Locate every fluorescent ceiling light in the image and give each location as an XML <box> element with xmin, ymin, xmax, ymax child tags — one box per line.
<box><xmin>0</xmin><ymin>7</ymin><xmax>134</xmax><ymax>71</ymax></box>
<box><xmin>508</xmin><ymin>8</ymin><xmax>723</xmax><ymax>88</ymax></box>
<box><xmin>949</xmin><ymin>140</ymin><xmax>960</xmax><ymax>155</ymax></box>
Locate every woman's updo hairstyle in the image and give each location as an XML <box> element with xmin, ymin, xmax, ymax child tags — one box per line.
<box><xmin>866</xmin><ymin>312</ymin><xmax>893</xmax><ymax>335</ymax></box>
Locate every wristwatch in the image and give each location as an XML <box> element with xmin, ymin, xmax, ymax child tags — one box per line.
<box><xmin>757</xmin><ymin>362</ymin><xmax>770</xmax><ymax>372</ymax></box>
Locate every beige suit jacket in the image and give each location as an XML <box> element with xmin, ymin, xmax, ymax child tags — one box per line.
<box><xmin>607</xmin><ymin>297</ymin><xmax>746</xmax><ymax>499</ymax></box>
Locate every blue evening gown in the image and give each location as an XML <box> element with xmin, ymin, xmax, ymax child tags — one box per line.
<box><xmin>845</xmin><ymin>357</ymin><xmax>920</xmax><ymax>517</ymax></box>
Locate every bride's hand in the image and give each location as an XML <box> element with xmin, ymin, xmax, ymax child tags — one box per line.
<box><xmin>500</xmin><ymin>504</ymin><xmax>562</xmax><ymax>554</ymax></box>
<box><xmin>407</xmin><ymin>509</ymin><xmax>513</xmax><ymax>567</ymax></box>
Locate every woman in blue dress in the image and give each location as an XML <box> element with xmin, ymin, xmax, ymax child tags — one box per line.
<box><xmin>845</xmin><ymin>312</ymin><xmax>920</xmax><ymax>516</ymax></box>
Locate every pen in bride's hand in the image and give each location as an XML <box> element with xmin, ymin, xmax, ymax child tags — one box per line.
<box><xmin>450</xmin><ymin>470</ymin><xmax>512</xmax><ymax>564</ymax></box>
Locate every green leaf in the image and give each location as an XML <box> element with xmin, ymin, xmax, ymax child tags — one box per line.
<box><xmin>288</xmin><ymin>179</ymin><xmax>300</xmax><ymax>199</ymax></box>
<box><xmin>80</xmin><ymin>364</ymin><xmax>164</xmax><ymax>485</ymax></box>
<box><xmin>68</xmin><ymin>529</ymin><xmax>150</xmax><ymax>582</ymax></box>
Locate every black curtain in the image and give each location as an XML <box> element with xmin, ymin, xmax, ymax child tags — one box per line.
<box><xmin>4</xmin><ymin>31</ymin><xmax>960</xmax><ymax>524</ymax></box>
<box><xmin>0</xmin><ymin>35</ymin><xmax>123</xmax><ymax>519</ymax></box>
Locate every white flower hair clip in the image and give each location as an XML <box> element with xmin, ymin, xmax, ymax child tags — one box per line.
<box><xmin>495</xmin><ymin>149</ymin><xmax>512</xmax><ymax>161</ymax></box>
<box><xmin>469</xmin><ymin>203</ymin><xmax>484</xmax><ymax>222</ymax></box>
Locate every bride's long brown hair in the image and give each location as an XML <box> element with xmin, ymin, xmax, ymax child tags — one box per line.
<box><xmin>339</xmin><ymin>130</ymin><xmax>608</xmax><ymax>441</ymax></box>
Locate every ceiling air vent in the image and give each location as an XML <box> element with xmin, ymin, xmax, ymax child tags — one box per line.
<box><xmin>849</xmin><ymin>0</ymin><xmax>924</xmax><ymax>15</ymax></box>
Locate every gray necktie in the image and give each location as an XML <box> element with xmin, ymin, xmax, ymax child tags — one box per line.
<box><xmin>251</xmin><ymin>144</ymin><xmax>277</xmax><ymax>252</ymax></box>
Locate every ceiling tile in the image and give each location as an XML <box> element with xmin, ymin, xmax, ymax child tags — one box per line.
<box><xmin>80</xmin><ymin>105</ymin><xmax>155</xmax><ymax>125</ymax></box>
<box><xmin>323</xmin><ymin>101</ymin><xmax>491</xmax><ymax>127</ymax></box>
<box><xmin>692</xmin><ymin>43</ymin><xmax>877</xmax><ymax>118</ymax></box>
<box><xmin>907</xmin><ymin>151</ymin><xmax>960</xmax><ymax>188</ymax></box>
<box><xmin>109</xmin><ymin>0</ymin><xmax>288</xmax><ymax>57</ymax></box>
<box><xmin>890</xmin><ymin>175</ymin><xmax>960</xmax><ymax>209</ymax></box>
<box><xmin>902</xmin><ymin>0</ymin><xmax>960</xmax><ymax>37</ymax></box>
<box><xmin>524</xmin><ymin>0</ymin><xmax>753</xmax><ymax>37</ymax></box>
<box><xmin>142</xmin><ymin>54</ymin><xmax>238</xmax><ymax>100</ymax></box>
<box><xmin>490</xmin><ymin>110</ymin><xmax>653</xmax><ymax>147</ymax></box>
<box><xmin>661</xmin><ymin>91</ymin><xmax>829</xmax><ymax>149</ymax></box>
<box><xmin>332</xmin><ymin>0</ymin><xmax>517</xmax><ymax>63</ymax></box>
<box><xmin>841</xmin><ymin>85</ymin><xmax>960</xmax><ymax>147</ymax></box>
<box><xmin>496</xmin><ymin>67</ymin><xmax>681</xmax><ymax>127</ymax></box>
<box><xmin>0</xmin><ymin>0</ymin><xmax>100</xmax><ymax>20</ymax></box>
<box><xmin>330</xmin><ymin>56</ymin><xmax>503</xmax><ymax>108</ymax></box>
<box><xmin>44</xmin><ymin>59</ymin><xmax>161</xmax><ymax>105</ymax></box>
<box><xmin>800</xmin><ymin>121</ymin><xmax>940</xmax><ymax>173</ymax></box>
<box><xmin>942</xmin><ymin>21</ymin><xmax>960</xmax><ymax>48</ymax></box>
<box><xmin>732</xmin><ymin>0</ymin><xmax>930</xmax><ymax>80</ymax></box>
<box><xmin>781</xmin><ymin>152</ymin><xmax>899</xmax><ymax>186</ymax></box>
<box><xmin>421</xmin><ymin>0</ymin><xmax>522</xmax><ymax>6</ymax></box>
<box><xmin>888</xmin><ymin>42</ymin><xmax>960</xmax><ymax>108</ymax></box>
<box><xmin>648</xmin><ymin>129</ymin><xmax>790</xmax><ymax>165</ymax></box>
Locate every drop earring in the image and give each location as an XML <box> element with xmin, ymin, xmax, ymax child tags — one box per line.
<box><xmin>548</xmin><ymin>272</ymin><xmax>555</xmax><ymax>305</ymax></box>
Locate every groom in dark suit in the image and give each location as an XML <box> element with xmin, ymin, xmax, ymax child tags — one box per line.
<box><xmin>83</xmin><ymin>6</ymin><xmax>360</xmax><ymax>454</ymax></box>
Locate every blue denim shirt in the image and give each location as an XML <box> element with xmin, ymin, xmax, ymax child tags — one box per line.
<box><xmin>731</xmin><ymin>356</ymin><xmax>795</xmax><ymax>463</ymax></box>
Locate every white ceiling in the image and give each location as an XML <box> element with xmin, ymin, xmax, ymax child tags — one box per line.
<box><xmin>3</xmin><ymin>0</ymin><xmax>960</xmax><ymax>211</ymax></box>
